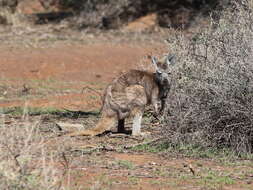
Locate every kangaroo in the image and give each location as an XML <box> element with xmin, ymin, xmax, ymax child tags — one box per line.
<box><xmin>67</xmin><ymin>54</ymin><xmax>175</xmax><ymax>137</ymax></box>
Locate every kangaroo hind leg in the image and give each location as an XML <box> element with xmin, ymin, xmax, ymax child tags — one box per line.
<box><xmin>131</xmin><ymin>108</ymin><xmax>144</xmax><ymax>136</ymax></box>
<box><xmin>117</xmin><ymin>119</ymin><xmax>125</xmax><ymax>133</ymax></box>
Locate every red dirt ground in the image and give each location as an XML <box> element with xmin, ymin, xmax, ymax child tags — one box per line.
<box><xmin>0</xmin><ymin>42</ymin><xmax>165</xmax><ymax>110</ymax></box>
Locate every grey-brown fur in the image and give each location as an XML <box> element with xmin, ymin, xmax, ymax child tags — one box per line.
<box><xmin>67</xmin><ymin>54</ymin><xmax>175</xmax><ymax>137</ymax></box>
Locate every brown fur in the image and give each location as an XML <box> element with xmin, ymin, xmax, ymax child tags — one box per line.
<box><xmin>66</xmin><ymin>55</ymin><xmax>173</xmax><ymax>137</ymax></box>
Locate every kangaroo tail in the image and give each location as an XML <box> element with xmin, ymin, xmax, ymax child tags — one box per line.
<box><xmin>66</xmin><ymin>116</ymin><xmax>116</xmax><ymax>137</ymax></box>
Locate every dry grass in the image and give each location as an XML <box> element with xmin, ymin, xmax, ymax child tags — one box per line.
<box><xmin>0</xmin><ymin>110</ymin><xmax>67</xmax><ymax>190</ymax></box>
<box><xmin>163</xmin><ymin>0</ymin><xmax>253</xmax><ymax>154</ymax></box>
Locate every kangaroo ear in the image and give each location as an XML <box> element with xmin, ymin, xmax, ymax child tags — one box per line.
<box><xmin>166</xmin><ymin>54</ymin><xmax>176</xmax><ymax>66</ymax></box>
<box><xmin>151</xmin><ymin>56</ymin><xmax>159</xmax><ymax>71</ymax></box>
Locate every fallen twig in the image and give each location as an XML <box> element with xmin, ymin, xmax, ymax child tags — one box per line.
<box><xmin>188</xmin><ymin>164</ymin><xmax>195</xmax><ymax>175</ymax></box>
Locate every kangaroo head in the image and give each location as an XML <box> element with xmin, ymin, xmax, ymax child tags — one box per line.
<box><xmin>152</xmin><ymin>54</ymin><xmax>175</xmax><ymax>100</ymax></box>
<box><xmin>152</xmin><ymin>54</ymin><xmax>175</xmax><ymax>85</ymax></box>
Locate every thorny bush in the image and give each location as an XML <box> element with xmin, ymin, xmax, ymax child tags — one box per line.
<box><xmin>164</xmin><ymin>0</ymin><xmax>253</xmax><ymax>154</ymax></box>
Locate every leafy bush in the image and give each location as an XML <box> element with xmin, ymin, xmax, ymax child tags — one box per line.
<box><xmin>164</xmin><ymin>0</ymin><xmax>253</xmax><ymax>154</ymax></box>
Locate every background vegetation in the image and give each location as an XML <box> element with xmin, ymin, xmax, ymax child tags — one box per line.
<box><xmin>0</xmin><ymin>0</ymin><xmax>225</xmax><ymax>28</ymax></box>
<box><xmin>164</xmin><ymin>0</ymin><xmax>253</xmax><ymax>154</ymax></box>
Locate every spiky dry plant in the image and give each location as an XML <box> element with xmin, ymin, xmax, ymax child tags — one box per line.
<box><xmin>0</xmin><ymin>109</ymin><xmax>67</xmax><ymax>190</ymax></box>
<box><xmin>163</xmin><ymin>0</ymin><xmax>253</xmax><ymax>154</ymax></box>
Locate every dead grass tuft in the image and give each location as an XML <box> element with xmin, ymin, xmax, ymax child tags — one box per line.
<box><xmin>0</xmin><ymin>109</ymin><xmax>67</xmax><ymax>190</ymax></box>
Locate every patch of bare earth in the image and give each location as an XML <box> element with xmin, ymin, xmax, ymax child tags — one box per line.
<box><xmin>62</xmin><ymin>150</ymin><xmax>252</xmax><ymax>190</ymax></box>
